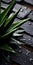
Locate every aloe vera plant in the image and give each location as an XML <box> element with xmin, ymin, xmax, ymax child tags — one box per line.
<box><xmin>0</xmin><ymin>0</ymin><xmax>30</xmax><ymax>53</ymax></box>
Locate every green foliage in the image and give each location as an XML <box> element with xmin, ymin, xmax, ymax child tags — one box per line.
<box><xmin>0</xmin><ymin>0</ymin><xmax>30</xmax><ymax>53</ymax></box>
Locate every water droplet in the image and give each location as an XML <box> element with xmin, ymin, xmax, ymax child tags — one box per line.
<box><xmin>29</xmin><ymin>38</ymin><xmax>31</xmax><ymax>41</ymax></box>
<box><xmin>20</xmin><ymin>9</ymin><xmax>22</xmax><ymax>11</ymax></box>
<box><xmin>20</xmin><ymin>8</ymin><xmax>23</xmax><ymax>12</ymax></box>
<box><xmin>29</xmin><ymin>22</ymin><xmax>31</xmax><ymax>25</ymax></box>
<box><xmin>24</xmin><ymin>7</ymin><xmax>27</xmax><ymax>9</ymax></box>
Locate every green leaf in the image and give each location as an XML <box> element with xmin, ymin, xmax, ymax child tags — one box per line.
<box><xmin>0</xmin><ymin>18</ymin><xmax>30</xmax><ymax>38</ymax></box>
<box><xmin>0</xmin><ymin>0</ymin><xmax>1</xmax><ymax>14</ymax></box>
<box><xmin>0</xmin><ymin>0</ymin><xmax>16</xmax><ymax>27</ymax></box>
<box><xmin>0</xmin><ymin>44</ymin><xmax>15</xmax><ymax>53</ymax></box>
<box><xmin>0</xmin><ymin>27</ymin><xmax>19</xmax><ymax>38</ymax></box>
<box><xmin>6</xmin><ymin>18</ymin><xmax>30</xmax><ymax>33</ymax></box>
<box><xmin>4</xmin><ymin>8</ymin><xmax>21</xmax><ymax>28</ymax></box>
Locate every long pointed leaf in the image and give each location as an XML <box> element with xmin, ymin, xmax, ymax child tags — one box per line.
<box><xmin>0</xmin><ymin>27</ymin><xmax>19</xmax><ymax>38</ymax></box>
<box><xmin>0</xmin><ymin>44</ymin><xmax>15</xmax><ymax>53</ymax></box>
<box><xmin>4</xmin><ymin>8</ymin><xmax>21</xmax><ymax>28</ymax></box>
<box><xmin>0</xmin><ymin>18</ymin><xmax>30</xmax><ymax>38</ymax></box>
<box><xmin>0</xmin><ymin>0</ymin><xmax>16</xmax><ymax>27</ymax></box>
<box><xmin>0</xmin><ymin>0</ymin><xmax>1</xmax><ymax>14</ymax></box>
<box><xmin>6</xmin><ymin>18</ymin><xmax>30</xmax><ymax>33</ymax></box>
